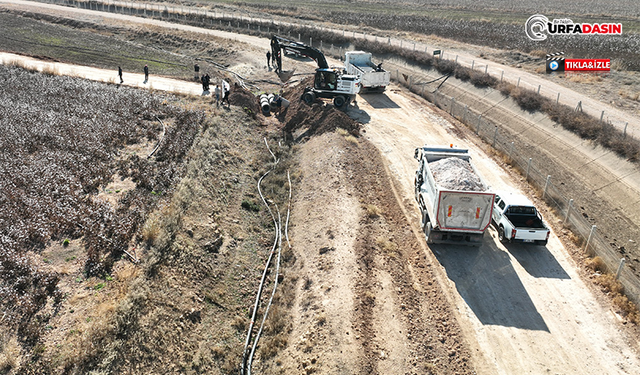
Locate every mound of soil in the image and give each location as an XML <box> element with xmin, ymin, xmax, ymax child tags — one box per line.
<box><xmin>281</xmin><ymin>78</ymin><xmax>361</xmax><ymax>137</ymax></box>
<box><xmin>230</xmin><ymin>84</ymin><xmax>259</xmax><ymax>117</ymax></box>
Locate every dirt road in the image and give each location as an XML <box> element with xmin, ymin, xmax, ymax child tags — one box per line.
<box><xmin>2</xmin><ymin>4</ymin><xmax>639</xmax><ymax>374</ymax></box>
<box><xmin>355</xmin><ymin>88</ymin><xmax>640</xmax><ymax>374</ymax></box>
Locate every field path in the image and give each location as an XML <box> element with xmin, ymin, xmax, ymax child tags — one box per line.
<box><xmin>2</xmin><ymin>3</ymin><xmax>640</xmax><ymax>374</ymax></box>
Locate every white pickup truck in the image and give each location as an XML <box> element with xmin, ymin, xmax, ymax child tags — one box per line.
<box><xmin>492</xmin><ymin>192</ymin><xmax>550</xmax><ymax>246</ymax></box>
<box><xmin>344</xmin><ymin>51</ymin><xmax>390</xmax><ymax>92</ymax></box>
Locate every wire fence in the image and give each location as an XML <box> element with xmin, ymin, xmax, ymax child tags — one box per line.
<box><xmin>40</xmin><ymin>0</ymin><xmax>640</xmax><ymax>308</ymax></box>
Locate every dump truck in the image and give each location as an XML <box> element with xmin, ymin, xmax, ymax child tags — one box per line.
<box><xmin>492</xmin><ymin>192</ymin><xmax>550</xmax><ymax>246</ymax></box>
<box><xmin>344</xmin><ymin>51</ymin><xmax>390</xmax><ymax>92</ymax></box>
<box><xmin>414</xmin><ymin>145</ymin><xmax>495</xmax><ymax>246</ymax></box>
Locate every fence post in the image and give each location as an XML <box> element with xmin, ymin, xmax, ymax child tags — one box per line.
<box><xmin>492</xmin><ymin>125</ymin><xmax>497</xmax><ymax>147</ymax></box>
<box><xmin>537</xmin><ymin>85</ymin><xmax>541</xmax><ymax>94</ymax></box>
<box><xmin>584</xmin><ymin>225</ymin><xmax>597</xmax><ymax>253</ymax></box>
<box><xmin>624</xmin><ymin>122</ymin><xmax>628</xmax><ymax>139</ymax></box>
<box><xmin>556</xmin><ymin>92</ymin><xmax>560</xmax><ymax>104</ymax></box>
<box><xmin>517</xmin><ymin>77</ymin><xmax>521</xmax><ymax>87</ymax></box>
<box><xmin>485</xmin><ymin>64</ymin><xmax>488</xmax><ymax>74</ymax></box>
<box><xmin>563</xmin><ymin>199</ymin><xmax>573</xmax><ymax>225</ymax></box>
<box><xmin>450</xmin><ymin>97</ymin><xmax>455</xmax><ymax>115</ymax></box>
<box><xmin>500</xmin><ymin>70</ymin><xmax>504</xmax><ymax>82</ymax></box>
<box><xmin>526</xmin><ymin>158</ymin><xmax>532</xmax><ymax>180</ymax></box>
<box><xmin>471</xmin><ymin>60</ymin><xmax>475</xmax><ymax>70</ymax></box>
<box><xmin>456</xmin><ymin>55</ymin><xmax>458</xmax><ymax>63</ymax></box>
<box><xmin>396</xmin><ymin>69</ymin><xmax>399</xmax><ymax>82</ymax></box>
<box><xmin>508</xmin><ymin>142</ymin><xmax>514</xmax><ymax>162</ymax></box>
<box><xmin>476</xmin><ymin>116</ymin><xmax>481</xmax><ymax>134</ymax></box>
<box><xmin>388</xmin><ymin>36</ymin><xmax>390</xmax><ymax>44</ymax></box>
<box><xmin>616</xmin><ymin>258</ymin><xmax>626</xmax><ymax>280</ymax></box>
<box><xmin>463</xmin><ymin>105</ymin><xmax>468</xmax><ymax>123</ymax></box>
<box><xmin>600</xmin><ymin>111</ymin><xmax>604</xmax><ymax>123</ymax></box>
<box><xmin>543</xmin><ymin>175</ymin><xmax>551</xmax><ymax>199</ymax></box>
<box><xmin>320</xmin><ymin>40</ymin><xmax>323</xmax><ymax>49</ymax></box>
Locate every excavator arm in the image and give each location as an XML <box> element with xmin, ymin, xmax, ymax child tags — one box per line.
<box><xmin>271</xmin><ymin>35</ymin><xmax>329</xmax><ymax>69</ymax></box>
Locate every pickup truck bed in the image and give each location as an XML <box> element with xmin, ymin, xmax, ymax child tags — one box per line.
<box><xmin>505</xmin><ymin>214</ymin><xmax>545</xmax><ymax>229</ymax></box>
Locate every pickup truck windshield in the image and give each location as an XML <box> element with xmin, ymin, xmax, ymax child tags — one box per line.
<box><xmin>507</xmin><ymin>206</ymin><xmax>536</xmax><ymax>215</ymax></box>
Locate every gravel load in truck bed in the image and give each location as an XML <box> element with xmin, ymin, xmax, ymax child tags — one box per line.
<box><xmin>429</xmin><ymin>157</ymin><xmax>486</xmax><ymax>192</ymax></box>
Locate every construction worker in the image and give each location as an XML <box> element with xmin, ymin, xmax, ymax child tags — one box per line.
<box><xmin>214</xmin><ymin>85</ymin><xmax>221</xmax><ymax>107</ymax></box>
<box><xmin>194</xmin><ymin>63</ymin><xmax>200</xmax><ymax>80</ymax></box>
<box><xmin>143</xmin><ymin>64</ymin><xmax>149</xmax><ymax>83</ymax></box>
<box><xmin>266</xmin><ymin>51</ymin><xmax>271</xmax><ymax>69</ymax></box>
<box><xmin>275</xmin><ymin>50</ymin><xmax>282</xmax><ymax>74</ymax></box>
<box><xmin>118</xmin><ymin>66</ymin><xmax>123</xmax><ymax>84</ymax></box>
<box><xmin>221</xmin><ymin>80</ymin><xmax>230</xmax><ymax>107</ymax></box>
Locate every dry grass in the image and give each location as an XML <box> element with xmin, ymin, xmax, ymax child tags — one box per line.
<box><xmin>619</xmin><ymin>90</ymin><xmax>640</xmax><ymax>101</ymax></box>
<box><xmin>0</xmin><ymin>334</ymin><xmax>20</xmax><ymax>373</ymax></box>
<box><xmin>567</xmin><ymin>73</ymin><xmax>603</xmax><ymax>84</ymax></box>
<box><xmin>612</xmin><ymin>295</ymin><xmax>640</xmax><ymax>324</ymax></box>
<box><xmin>141</xmin><ymin>213</ymin><xmax>161</xmax><ymax>247</ymax></box>
<box><xmin>595</xmin><ymin>274</ymin><xmax>624</xmax><ymax>295</ymax></box>
<box><xmin>376</xmin><ymin>236</ymin><xmax>398</xmax><ymax>255</ymax></box>
<box><xmin>337</xmin><ymin>128</ymin><xmax>359</xmax><ymax>145</ymax></box>
<box><xmin>529</xmin><ymin>50</ymin><xmax>547</xmax><ymax>58</ymax></box>
<box><xmin>585</xmin><ymin>256</ymin><xmax>608</xmax><ymax>273</ymax></box>
<box><xmin>364</xmin><ymin>204</ymin><xmax>382</xmax><ymax>218</ymax></box>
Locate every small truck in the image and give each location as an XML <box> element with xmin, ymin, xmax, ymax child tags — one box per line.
<box><xmin>492</xmin><ymin>192</ymin><xmax>550</xmax><ymax>246</ymax></box>
<box><xmin>414</xmin><ymin>145</ymin><xmax>495</xmax><ymax>246</ymax></box>
<box><xmin>344</xmin><ymin>51</ymin><xmax>390</xmax><ymax>92</ymax></box>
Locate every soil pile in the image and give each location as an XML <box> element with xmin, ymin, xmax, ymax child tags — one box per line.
<box><xmin>230</xmin><ymin>84</ymin><xmax>259</xmax><ymax>117</ymax></box>
<box><xmin>281</xmin><ymin>77</ymin><xmax>361</xmax><ymax>136</ymax></box>
<box><xmin>430</xmin><ymin>157</ymin><xmax>486</xmax><ymax>191</ymax></box>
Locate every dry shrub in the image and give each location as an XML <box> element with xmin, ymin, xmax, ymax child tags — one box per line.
<box><xmin>433</xmin><ymin>58</ymin><xmax>457</xmax><ymax>75</ymax></box>
<box><xmin>469</xmin><ymin>71</ymin><xmax>498</xmax><ymax>88</ymax></box>
<box><xmin>585</xmin><ymin>256</ymin><xmax>607</xmax><ymax>273</ymax></box>
<box><xmin>595</xmin><ymin>274</ymin><xmax>623</xmax><ymax>295</ymax></box>
<box><xmin>496</xmin><ymin>81</ymin><xmax>514</xmax><ymax>97</ymax></box>
<box><xmin>364</xmin><ymin>204</ymin><xmax>382</xmax><ymax>218</ymax></box>
<box><xmin>612</xmin><ymin>295</ymin><xmax>640</xmax><ymax>324</ymax></box>
<box><xmin>511</xmin><ymin>87</ymin><xmax>546</xmax><ymax>112</ymax></box>
<box><xmin>454</xmin><ymin>66</ymin><xmax>471</xmax><ymax>81</ymax></box>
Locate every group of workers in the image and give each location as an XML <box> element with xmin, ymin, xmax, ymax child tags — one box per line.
<box><xmin>116</xmin><ymin>63</ymin><xmax>230</xmax><ymax>108</ymax></box>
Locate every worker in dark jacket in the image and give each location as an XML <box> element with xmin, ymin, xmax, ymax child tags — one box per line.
<box><xmin>143</xmin><ymin>64</ymin><xmax>149</xmax><ymax>83</ymax></box>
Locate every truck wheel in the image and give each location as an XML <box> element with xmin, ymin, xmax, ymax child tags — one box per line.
<box><xmin>303</xmin><ymin>91</ymin><xmax>316</xmax><ymax>105</ymax></box>
<box><xmin>333</xmin><ymin>95</ymin><xmax>346</xmax><ymax>108</ymax></box>
<box><xmin>425</xmin><ymin>222</ymin><xmax>434</xmax><ymax>244</ymax></box>
<box><xmin>498</xmin><ymin>226</ymin><xmax>507</xmax><ymax>243</ymax></box>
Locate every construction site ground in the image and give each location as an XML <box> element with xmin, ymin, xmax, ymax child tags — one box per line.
<box><xmin>1</xmin><ymin>1</ymin><xmax>640</xmax><ymax>374</ymax></box>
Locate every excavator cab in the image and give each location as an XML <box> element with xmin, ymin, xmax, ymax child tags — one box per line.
<box><xmin>314</xmin><ymin>69</ymin><xmax>337</xmax><ymax>91</ymax></box>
